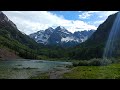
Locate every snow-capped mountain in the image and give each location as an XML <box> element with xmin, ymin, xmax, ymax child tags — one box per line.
<box><xmin>29</xmin><ymin>26</ymin><xmax>95</xmax><ymax>47</ymax></box>
<box><xmin>29</xmin><ymin>27</ymin><xmax>54</xmax><ymax>45</ymax></box>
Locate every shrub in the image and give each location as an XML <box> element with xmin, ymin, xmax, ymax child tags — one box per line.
<box><xmin>73</xmin><ymin>60</ymin><xmax>89</xmax><ymax>66</ymax></box>
<box><xmin>73</xmin><ymin>62</ymin><xmax>79</xmax><ymax>67</ymax></box>
<box><xmin>78</xmin><ymin>60</ymin><xmax>89</xmax><ymax>66</ymax></box>
<box><xmin>100</xmin><ymin>58</ymin><xmax>112</xmax><ymax>66</ymax></box>
<box><xmin>89</xmin><ymin>58</ymin><xmax>101</xmax><ymax>66</ymax></box>
<box><xmin>73</xmin><ymin>58</ymin><xmax>114</xmax><ymax>66</ymax></box>
<box><xmin>110</xmin><ymin>58</ymin><xmax>119</xmax><ymax>63</ymax></box>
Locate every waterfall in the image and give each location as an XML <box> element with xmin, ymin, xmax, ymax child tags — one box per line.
<box><xmin>102</xmin><ymin>12</ymin><xmax>120</xmax><ymax>65</ymax></box>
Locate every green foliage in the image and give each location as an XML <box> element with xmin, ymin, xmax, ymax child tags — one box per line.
<box><xmin>0</xmin><ymin>12</ymin><xmax>120</xmax><ymax>61</ymax></box>
<box><xmin>90</xmin><ymin>58</ymin><xmax>104</xmax><ymax>66</ymax></box>
<box><xmin>64</xmin><ymin>12</ymin><xmax>119</xmax><ymax>60</ymax></box>
<box><xmin>0</xmin><ymin>25</ymin><xmax>70</xmax><ymax>60</ymax></box>
<box><xmin>73</xmin><ymin>60</ymin><xmax>89</xmax><ymax>66</ymax></box>
<box><xmin>63</xmin><ymin>63</ymin><xmax>120</xmax><ymax>79</ymax></box>
<box><xmin>30</xmin><ymin>73</ymin><xmax>49</xmax><ymax>79</ymax></box>
<box><xmin>0</xmin><ymin>35</ymin><xmax>38</xmax><ymax>59</ymax></box>
<box><xmin>0</xmin><ymin>19</ymin><xmax>42</xmax><ymax>59</ymax></box>
<box><xmin>73</xmin><ymin>58</ymin><xmax>114</xmax><ymax>66</ymax></box>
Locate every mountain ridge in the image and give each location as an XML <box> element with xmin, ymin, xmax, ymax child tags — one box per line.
<box><xmin>1</xmin><ymin>11</ymin><xmax>119</xmax><ymax>61</ymax></box>
<box><xmin>67</xmin><ymin>12</ymin><xmax>119</xmax><ymax>60</ymax></box>
<box><xmin>29</xmin><ymin>26</ymin><xmax>95</xmax><ymax>47</ymax></box>
<box><xmin>0</xmin><ymin>11</ymin><xmax>43</xmax><ymax>59</ymax></box>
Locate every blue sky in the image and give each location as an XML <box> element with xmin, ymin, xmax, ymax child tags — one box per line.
<box><xmin>3</xmin><ymin>11</ymin><xmax>118</xmax><ymax>35</ymax></box>
<box><xmin>50</xmin><ymin>11</ymin><xmax>118</xmax><ymax>27</ymax></box>
<box><xmin>50</xmin><ymin>11</ymin><xmax>80</xmax><ymax>20</ymax></box>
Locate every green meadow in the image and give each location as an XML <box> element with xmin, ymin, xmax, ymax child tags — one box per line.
<box><xmin>63</xmin><ymin>63</ymin><xmax>120</xmax><ymax>79</ymax></box>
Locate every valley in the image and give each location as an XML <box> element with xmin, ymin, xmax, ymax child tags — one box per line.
<box><xmin>0</xmin><ymin>11</ymin><xmax>120</xmax><ymax>79</ymax></box>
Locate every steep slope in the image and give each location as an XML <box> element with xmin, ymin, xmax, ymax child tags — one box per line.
<box><xmin>0</xmin><ymin>47</ymin><xmax>21</xmax><ymax>59</ymax></box>
<box><xmin>68</xmin><ymin>12</ymin><xmax>119</xmax><ymax>60</ymax></box>
<box><xmin>0</xmin><ymin>11</ymin><xmax>43</xmax><ymax>59</ymax></box>
<box><xmin>30</xmin><ymin>27</ymin><xmax>54</xmax><ymax>45</ymax></box>
<box><xmin>0</xmin><ymin>11</ymin><xmax>43</xmax><ymax>49</ymax></box>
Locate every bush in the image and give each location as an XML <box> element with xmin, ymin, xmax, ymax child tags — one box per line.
<box><xmin>73</xmin><ymin>58</ymin><xmax>114</xmax><ymax>66</ymax></box>
<box><xmin>89</xmin><ymin>58</ymin><xmax>101</xmax><ymax>66</ymax></box>
<box><xmin>73</xmin><ymin>62</ymin><xmax>80</xmax><ymax>67</ymax></box>
<box><xmin>100</xmin><ymin>58</ymin><xmax>112</xmax><ymax>66</ymax></box>
<box><xmin>78</xmin><ymin>60</ymin><xmax>89</xmax><ymax>66</ymax></box>
<box><xmin>73</xmin><ymin>60</ymin><xmax>89</xmax><ymax>66</ymax></box>
<box><xmin>110</xmin><ymin>58</ymin><xmax>119</xmax><ymax>63</ymax></box>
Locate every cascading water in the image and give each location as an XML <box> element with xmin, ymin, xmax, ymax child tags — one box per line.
<box><xmin>102</xmin><ymin>12</ymin><xmax>120</xmax><ymax>65</ymax></box>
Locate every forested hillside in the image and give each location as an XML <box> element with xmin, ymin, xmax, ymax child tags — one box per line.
<box><xmin>66</xmin><ymin>12</ymin><xmax>118</xmax><ymax>60</ymax></box>
<box><xmin>0</xmin><ymin>11</ymin><xmax>120</xmax><ymax>61</ymax></box>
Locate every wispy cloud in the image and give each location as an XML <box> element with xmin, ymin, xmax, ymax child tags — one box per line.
<box><xmin>79</xmin><ymin>11</ymin><xmax>118</xmax><ymax>20</ymax></box>
<box><xmin>79</xmin><ymin>11</ymin><xmax>119</xmax><ymax>26</ymax></box>
<box><xmin>79</xmin><ymin>11</ymin><xmax>101</xmax><ymax>19</ymax></box>
<box><xmin>3</xmin><ymin>11</ymin><xmax>118</xmax><ymax>35</ymax></box>
<box><xmin>93</xmin><ymin>20</ymin><xmax>105</xmax><ymax>25</ymax></box>
<box><xmin>79</xmin><ymin>12</ymin><xmax>92</xmax><ymax>19</ymax></box>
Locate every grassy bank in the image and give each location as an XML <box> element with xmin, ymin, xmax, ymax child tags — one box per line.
<box><xmin>63</xmin><ymin>63</ymin><xmax>120</xmax><ymax>79</ymax></box>
<box><xmin>27</xmin><ymin>58</ymin><xmax>120</xmax><ymax>79</ymax></box>
<box><xmin>30</xmin><ymin>73</ymin><xmax>49</xmax><ymax>79</ymax></box>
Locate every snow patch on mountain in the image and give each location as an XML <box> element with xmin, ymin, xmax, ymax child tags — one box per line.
<box><xmin>36</xmin><ymin>34</ymin><xmax>50</xmax><ymax>44</ymax></box>
<box><xmin>29</xmin><ymin>26</ymin><xmax>95</xmax><ymax>47</ymax></box>
<box><xmin>61</xmin><ymin>37</ymin><xmax>79</xmax><ymax>42</ymax></box>
<box><xmin>82</xmin><ymin>36</ymin><xmax>88</xmax><ymax>42</ymax></box>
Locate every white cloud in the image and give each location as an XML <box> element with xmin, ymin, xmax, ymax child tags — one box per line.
<box><xmin>102</xmin><ymin>11</ymin><xmax>118</xmax><ymax>16</ymax></box>
<box><xmin>95</xmin><ymin>11</ymin><xmax>119</xmax><ymax>19</ymax></box>
<box><xmin>93</xmin><ymin>20</ymin><xmax>105</xmax><ymax>25</ymax></box>
<box><xmin>79</xmin><ymin>11</ymin><xmax>118</xmax><ymax>20</ymax></box>
<box><xmin>67</xmin><ymin>20</ymin><xmax>97</xmax><ymax>32</ymax></box>
<box><xmin>78</xmin><ymin>11</ymin><xmax>119</xmax><ymax>27</ymax></box>
<box><xmin>3</xmin><ymin>11</ymin><xmax>97</xmax><ymax>35</ymax></box>
<box><xmin>79</xmin><ymin>12</ymin><xmax>92</xmax><ymax>19</ymax></box>
<box><xmin>79</xmin><ymin>11</ymin><xmax>101</xmax><ymax>19</ymax></box>
<box><xmin>95</xmin><ymin>11</ymin><xmax>119</xmax><ymax>25</ymax></box>
<box><xmin>99</xmin><ymin>16</ymin><xmax>103</xmax><ymax>18</ymax></box>
<box><xmin>88</xmin><ymin>11</ymin><xmax>101</xmax><ymax>13</ymax></box>
<box><xmin>2</xmin><ymin>11</ymin><xmax>118</xmax><ymax>35</ymax></box>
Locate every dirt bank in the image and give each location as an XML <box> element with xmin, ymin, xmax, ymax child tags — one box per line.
<box><xmin>49</xmin><ymin>68</ymin><xmax>71</xmax><ymax>79</ymax></box>
<box><xmin>0</xmin><ymin>48</ymin><xmax>21</xmax><ymax>60</ymax></box>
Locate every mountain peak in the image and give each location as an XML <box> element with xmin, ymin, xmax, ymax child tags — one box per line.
<box><xmin>0</xmin><ymin>11</ymin><xmax>9</xmax><ymax>21</ymax></box>
<box><xmin>29</xmin><ymin>26</ymin><xmax>95</xmax><ymax>47</ymax></box>
<box><xmin>45</xmin><ymin>27</ymin><xmax>54</xmax><ymax>34</ymax></box>
<box><xmin>47</xmin><ymin>27</ymin><xmax>54</xmax><ymax>30</ymax></box>
<box><xmin>0</xmin><ymin>11</ymin><xmax>17</xmax><ymax>29</ymax></box>
<box><xmin>54</xmin><ymin>26</ymin><xmax>69</xmax><ymax>34</ymax></box>
<box><xmin>0</xmin><ymin>11</ymin><xmax>2</xmax><ymax>14</ymax></box>
<box><xmin>55</xmin><ymin>26</ymin><xmax>66</xmax><ymax>30</ymax></box>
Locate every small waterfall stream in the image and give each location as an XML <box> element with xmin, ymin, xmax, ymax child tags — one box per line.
<box><xmin>102</xmin><ymin>12</ymin><xmax>120</xmax><ymax>65</ymax></box>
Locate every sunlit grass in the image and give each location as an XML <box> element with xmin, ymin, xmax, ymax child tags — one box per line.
<box><xmin>63</xmin><ymin>63</ymin><xmax>120</xmax><ymax>79</ymax></box>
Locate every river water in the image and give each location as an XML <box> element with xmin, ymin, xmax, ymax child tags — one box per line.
<box><xmin>0</xmin><ymin>59</ymin><xmax>72</xmax><ymax>79</ymax></box>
